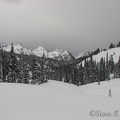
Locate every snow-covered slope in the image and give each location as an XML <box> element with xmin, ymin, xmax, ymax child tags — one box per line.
<box><xmin>90</xmin><ymin>47</ymin><xmax>120</xmax><ymax>63</ymax></box>
<box><xmin>79</xmin><ymin>47</ymin><xmax>120</xmax><ymax>64</ymax></box>
<box><xmin>33</xmin><ymin>47</ymin><xmax>74</xmax><ymax>61</ymax></box>
<box><xmin>0</xmin><ymin>79</ymin><xmax>120</xmax><ymax>120</ymax></box>
<box><xmin>79</xmin><ymin>78</ymin><xmax>120</xmax><ymax>98</ymax></box>
<box><xmin>1</xmin><ymin>43</ymin><xmax>33</xmax><ymax>55</ymax></box>
<box><xmin>92</xmin><ymin>47</ymin><xmax>120</xmax><ymax>63</ymax></box>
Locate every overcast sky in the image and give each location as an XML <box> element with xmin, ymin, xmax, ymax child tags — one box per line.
<box><xmin>0</xmin><ymin>0</ymin><xmax>120</xmax><ymax>56</ymax></box>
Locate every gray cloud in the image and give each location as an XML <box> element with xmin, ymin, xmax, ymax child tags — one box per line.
<box><xmin>0</xmin><ymin>0</ymin><xmax>120</xmax><ymax>56</ymax></box>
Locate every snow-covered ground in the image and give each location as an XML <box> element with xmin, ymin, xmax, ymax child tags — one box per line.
<box><xmin>0</xmin><ymin>79</ymin><xmax>120</xmax><ymax>120</ymax></box>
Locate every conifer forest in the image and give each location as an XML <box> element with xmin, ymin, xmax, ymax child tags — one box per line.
<box><xmin>0</xmin><ymin>42</ymin><xmax>120</xmax><ymax>86</ymax></box>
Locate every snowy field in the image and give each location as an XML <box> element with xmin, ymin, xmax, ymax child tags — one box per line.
<box><xmin>0</xmin><ymin>79</ymin><xmax>120</xmax><ymax>120</ymax></box>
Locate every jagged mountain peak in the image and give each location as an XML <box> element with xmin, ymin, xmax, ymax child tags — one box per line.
<box><xmin>33</xmin><ymin>47</ymin><xmax>74</xmax><ymax>61</ymax></box>
<box><xmin>32</xmin><ymin>46</ymin><xmax>48</xmax><ymax>57</ymax></box>
<box><xmin>0</xmin><ymin>42</ymin><xmax>74</xmax><ymax>61</ymax></box>
<box><xmin>53</xmin><ymin>49</ymin><xmax>69</xmax><ymax>54</ymax></box>
<box><xmin>36</xmin><ymin>46</ymin><xmax>48</xmax><ymax>51</ymax></box>
<box><xmin>1</xmin><ymin>42</ymin><xmax>33</xmax><ymax>55</ymax></box>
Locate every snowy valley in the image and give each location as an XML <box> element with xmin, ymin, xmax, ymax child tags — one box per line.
<box><xmin>0</xmin><ymin>79</ymin><xmax>120</xmax><ymax>120</ymax></box>
<box><xmin>0</xmin><ymin>0</ymin><xmax>120</xmax><ymax>120</ymax></box>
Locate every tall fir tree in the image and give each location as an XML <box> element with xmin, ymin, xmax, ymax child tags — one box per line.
<box><xmin>8</xmin><ymin>43</ymin><xmax>17</xmax><ymax>83</ymax></box>
<box><xmin>64</xmin><ymin>65</ymin><xmax>69</xmax><ymax>83</ymax></box>
<box><xmin>57</xmin><ymin>66</ymin><xmax>63</xmax><ymax>81</ymax></box>
<box><xmin>41</xmin><ymin>54</ymin><xmax>48</xmax><ymax>83</ymax></box>
<box><xmin>17</xmin><ymin>56</ymin><xmax>24</xmax><ymax>83</ymax></box>
<box><xmin>109</xmin><ymin>56</ymin><xmax>114</xmax><ymax>74</ymax></box>
<box><xmin>103</xmin><ymin>58</ymin><xmax>106</xmax><ymax>80</ymax></box>
<box><xmin>83</xmin><ymin>59</ymin><xmax>89</xmax><ymax>84</ymax></box>
<box><xmin>96</xmin><ymin>62</ymin><xmax>100</xmax><ymax>85</ymax></box>
<box><xmin>100</xmin><ymin>57</ymin><xmax>106</xmax><ymax>81</ymax></box>
<box><xmin>106</xmin><ymin>52</ymin><xmax>110</xmax><ymax>81</ymax></box>
<box><xmin>0</xmin><ymin>45</ymin><xmax>3</xmax><ymax>80</ymax></box>
<box><xmin>73</xmin><ymin>65</ymin><xmax>79</xmax><ymax>86</ymax></box>
<box><xmin>2</xmin><ymin>51</ymin><xmax>8</xmax><ymax>82</ymax></box>
<box><xmin>89</xmin><ymin>56</ymin><xmax>95</xmax><ymax>83</ymax></box>
<box><xmin>37</xmin><ymin>63</ymin><xmax>42</xmax><ymax>85</ymax></box>
<box><xmin>113</xmin><ymin>64</ymin><xmax>117</xmax><ymax>79</ymax></box>
<box><xmin>23</xmin><ymin>62</ymin><xmax>29</xmax><ymax>84</ymax></box>
<box><xmin>117</xmin><ymin>56</ymin><xmax>120</xmax><ymax>78</ymax></box>
<box><xmin>83</xmin><ymin>59</ymin><xmax>87</xmax><ymax>84</ymax></box>
<box><xmin>92</xmin><ymin>60</ymin><xmax>98</xmax><ymax>83</ymax></box>
<box><xmin>32</xmin><ymin>58</ymin><xmax>39</xmax><ymax>84</ymax></box>
<box><xmin>109</xmin><ymin>43</ymin><xmax>115</xmax><ymax>49</ymax></box>
<box><xmin>79</xmin><ymin>63</ymin><xmax>84</xmax><ymax>85</ymax></box>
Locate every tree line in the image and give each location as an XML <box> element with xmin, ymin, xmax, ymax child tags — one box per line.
<box><xmin>51</xmin><ymin>52</ymin><xmax>120</xmax><ymax>86</ymax></box>
<box><xmin>0</xmin><ymin>43</ymin><xmax>120</xmax><ymax>86</ymax></box>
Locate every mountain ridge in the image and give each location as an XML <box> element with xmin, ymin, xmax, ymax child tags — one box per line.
<box><xmin>0</xmin><ymin>43</ymin><xmax>75</xmax><ymax>61</ymax></box>
<box><xmin>33</xmin><ymin>46</ymin><xmax>74</xmax><ymax>61</ymax></box>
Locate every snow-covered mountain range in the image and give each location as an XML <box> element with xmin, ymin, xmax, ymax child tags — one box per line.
<box><xmin>0</xmin><ymin>43</ymin><xmax>74</xmax><ymax>61</ymax></box>
<box><xmin>33</xmin><ymin>47</ymin><xmax>74</xmax><ymax>61</ymax></box>
<box><xmin>1</xmin><ymin>43</ymin><xmax>33</xmax><ymax>55</ymax></box>
<box><xmin>1</xmin><ymin>42</ymin><xmax>120</xmax><ymax>63</ymax></box>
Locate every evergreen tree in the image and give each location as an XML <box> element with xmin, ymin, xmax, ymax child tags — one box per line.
<box><xmin>0</xmin><ymin>45</ymin><xmax>3</xmax><ymax>80</ymax></box>
<box><xmin>96</xmin><ymin>62</ymin><xmax>100</xmax><ymax>85</ymax></box>
<box><xmin>32</xmin><ymin>58</ymin><xmax>39</xmax><ymax>84</ymax></box>
<box><xmin>8</xmin><ymin>43</ymin><xmax>17</xmax><ymax>83</ymax></box>
<box><xmin>57</xmin><ymin>66</ymin><xmax>63</xmax><ymax>81</ymax></box>
<box><xmin>117</xmin><ymin>42</ymin><xmax>120</xmax><ymax>47</ymax></box>
<box><xmin>109</xmin><ymin>43</ymin><xmax>115</xmax><ymax>49</ymax></box>
<box><xmin>103</xmin><ymin>58</ymin><xmax>106</xmax><ymax>80</ymax></box>
<box><xmin>100</xmin><ymin>57</ymin><xmax>106</xmax><ymax>81</ymax></box>
<box><xmin>23</xmin><ymin>63</ymin><xmax>29</xmax><ymax>84</ymax></box>
<box><xmin>83</xmin><ymin>59</ymin><xmax>89</xmax><ymax>84</ymax></box>
<box><xmin>117</xmin><ymin>56</ymin><xmax>120</xmax><ymax>78</ymax></box>
<box><xmin>109</xmin><ymin>56</ymin><xmax>114</xmax><ymax>74</ymax></box>
<box><xmin>2</xmin><ymin>52</ymin><xmax>8</xmax><ymax>82</ymax></box>
<box><xmin>73</xmin><ymin>65</ymin><xmax>79</xmax><ymax>86</ymax></box>
<box><xmin>64</xmin><ymin>65</ymin><xmax>69</xmax><ymax>83</ymax></box>
<box><xmin>41</xmin><ymin>54</ymin><xmax>48</xmax><ymax>83</ymax></box>
<box><xmin>106</xmin><ymin>52</ymin><xmax>110</xmax><ymax>81</ymax></box>
<box><xmin>79</xmin><ymin>63</ymin><xmax>84</xmax><ymax>85</ymax></box>
<box><xmin>92</xmin><ymin>60</ymin><xmax>98</xmax><ymax>83</ymax></box>
<box><xmin>113</xmin><ymin>64</ymin><xmax>117</xmax><ymax>79</ymax></box>
<box><xmin>89</xmin><ymin>56</ymin><xmax>95</xmax><ymax>83</ymax></box>
<box><xmin>37</xmin><ymin>63</ymin><xmax>42</xmax><ymax>85</ymax></box>
<box><xmin>17</xmin><ymin>56</ymin><xmax>24</xmax><ymax>83</ymax></box>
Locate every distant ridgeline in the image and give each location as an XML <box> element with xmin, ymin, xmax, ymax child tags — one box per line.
<box><xmin>0</xmin><ymin>42</ymin><xmax>120</xmax><ymax>86</ymax></box>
